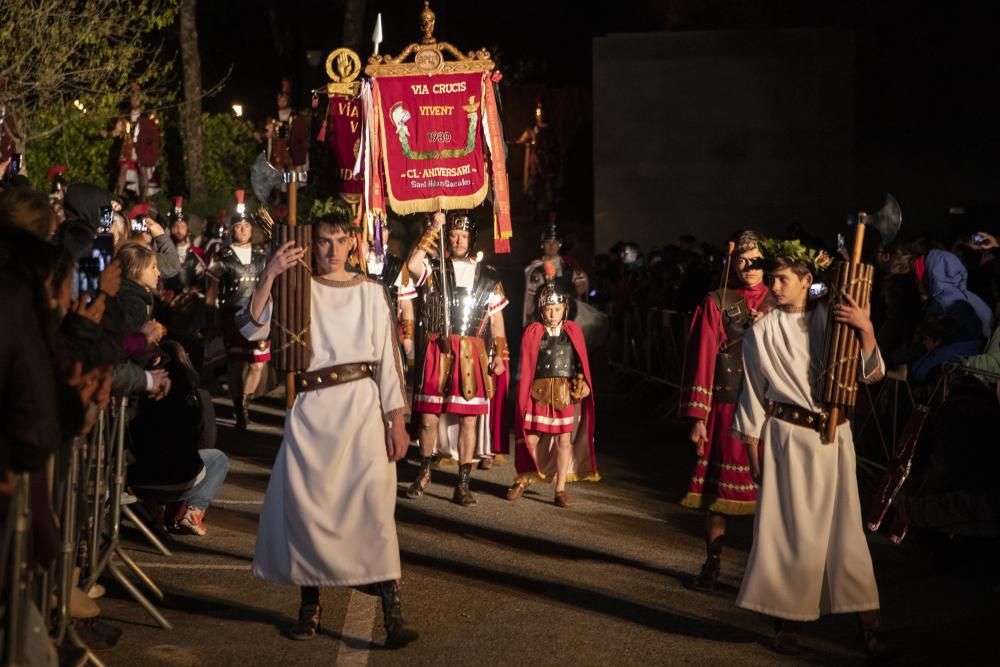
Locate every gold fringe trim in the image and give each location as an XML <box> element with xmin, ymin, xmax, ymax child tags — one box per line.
<box><xmin>693</xmin><ymin>460</ymin><xmax>750</xmax><ymax>473</ymax></box>
<box><xmin>689</xmin><ymin>477</ymin><xmax>757</xmax><ymax>492</ymax></box>
<box><xmin>514</xmin><ymin>471</ymin><xmax>601</xmax><ymax>485</ymax></box>
<box><xmin>682</xmin><ymin>400</ymin><xmax>712</xmax><ymax>412</ymax></box>
<box><xmin>680</xmin><ymin>493</ymin><xmax>756</xmax><ymax>515</ymax></box>
<box><xmin>686</xmin><ymin>385</ymin><xmax>713</xmax><ymax>397</ymax></box>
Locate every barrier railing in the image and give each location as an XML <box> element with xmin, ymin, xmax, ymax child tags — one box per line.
<box><xmin>2</xmin><ymin>395</ymin><xmax>176</xmax><ymax>666</ymax></box>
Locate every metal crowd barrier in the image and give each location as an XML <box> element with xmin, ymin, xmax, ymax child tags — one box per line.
<box><xmin>2</xmin><ymin>396</ymin><xmax>176</xmax><ymax>666</ymax></box>
<box><xmin>610</xmin><ymin>305</ymin><xmax>689</xmax><ymax>419</ymax></box>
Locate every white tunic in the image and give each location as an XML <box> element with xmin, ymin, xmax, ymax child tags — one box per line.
<box><xmin>732</xmin><ymin>302</ymin><xmax>884</xmax><ymax>621</ymax></box>
<box><xmin>241</xmin><ymin>275</ymin><xmax>408</xmax><ymax>586</ymax></box>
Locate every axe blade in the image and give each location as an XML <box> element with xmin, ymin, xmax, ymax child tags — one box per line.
<box><xmin>873</xmin><ymin>193</ymin><xmax>902</xmax><ymax>245</ymax></box>
<box><xmin>250</xmin><ymin>152</ymin><xmax>282</xmax><ymax>204</ymax></box>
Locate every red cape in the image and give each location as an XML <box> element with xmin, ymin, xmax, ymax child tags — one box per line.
<box><xmin>514</xmin><ymin>320</ymin><xmax>598</xmax><ymax>478</ymax></box>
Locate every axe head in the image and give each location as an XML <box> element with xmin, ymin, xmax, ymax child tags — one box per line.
<box><xmin>250</xmin><ymin>152</ymin><xmax>282</xmax><ymax>204</ymax></box>
<box><xmin>872</xmin><ymin>193</ymin><xmax>902</xmax><ymax>245</ymax></box>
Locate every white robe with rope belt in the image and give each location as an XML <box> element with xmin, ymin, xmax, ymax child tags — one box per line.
<box><xmin>732</xmin><ymin>301</ymin><xmax>884</xmax><ymax>621</ymax></box>
<box><xmin>240</xmin><ymin>274</ymin><xmax>408</xmax><ymax>586</ymax></box>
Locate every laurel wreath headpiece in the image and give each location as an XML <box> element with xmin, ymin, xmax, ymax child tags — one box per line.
<box><xmin>758</xmin><ymin>238</ymin><xmax>833</xmax><ymax>274</ymax></box>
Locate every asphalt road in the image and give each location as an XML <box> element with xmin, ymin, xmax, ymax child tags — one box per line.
<box><xmin>92</xmin><ymin>363</ymin><xmax>996</xmax><ymax>667</ymax></box>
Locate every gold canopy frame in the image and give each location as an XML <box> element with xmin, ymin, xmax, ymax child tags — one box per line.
<box><xmin>364</xmin><ymin>1</ymin><xmax>495</xmax><ymax>77</ymax></box>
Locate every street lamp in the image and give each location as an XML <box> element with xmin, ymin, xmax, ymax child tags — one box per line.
<box><xmin>232</xmin><ymin>103</ymin><xmax>244</xmax><ymax>118</ymax></box>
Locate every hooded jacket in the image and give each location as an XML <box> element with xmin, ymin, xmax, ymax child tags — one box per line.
<box><xmin>925</xmin><ymin>249</ymin><xmax>994</xmax><ymax>340</ymax></box>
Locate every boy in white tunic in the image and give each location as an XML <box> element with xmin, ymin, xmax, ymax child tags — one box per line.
<box><xmin>732</xmin><ymin>241</ymin><xmax>889</xmax><ymax>657</ymax></box>
<box><xmin>238</xmin><ymin>214</ymin><xmax>417</xmax><ymax>648</ymax></box>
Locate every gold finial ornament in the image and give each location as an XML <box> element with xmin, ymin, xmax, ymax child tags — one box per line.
<box><xmin>365</xmin><ymin>1</ymin><xmax>494</xmax><ymax>76</ymax></box>
<box><xmin>420</xmin><ymin>1</ymin><xmax>437</xmax><ymax>44</ymax></box>
<box><xmin>325</xmin><ymin>48</ymin><xmax>363</xmax><ymax>96</ymax></box>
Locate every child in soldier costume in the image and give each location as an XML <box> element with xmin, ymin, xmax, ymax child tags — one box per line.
<box><xmin>679</xmin><ymin>230</ymin><xmax>774</xmax><ymax>590</ymax></box>
<box><xmin>507</xmin><ymin>263</ymin><xmax>597</xmax><ymax>506</ymax></box>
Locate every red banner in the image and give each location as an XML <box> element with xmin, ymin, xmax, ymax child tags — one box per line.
<box><xmin>325</xmin><ymin>94</ymin><xmax>363</xmax><ymax>196</ymax></box>
<box><xmin>374</xmin><ymin>72</ymin><xmax>489</xmax><ymax>214</ymax></box>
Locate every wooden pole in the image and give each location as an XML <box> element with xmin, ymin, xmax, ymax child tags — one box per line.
<box><xmin>286</xmin><ymin>179</ymin><xmax>298</xmax><ymax>409</ymax></box>
<box><xmin>824</xmin><ymin>221</ymin><xmax>867</xmax><ymax>443</ymax></box>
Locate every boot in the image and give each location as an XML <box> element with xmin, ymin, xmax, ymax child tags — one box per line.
<box><xmin>235</xmin><ymin>394</ymin><xmax>253</xmax><ymax>430</ymax></box>
<box><xmin>858</xmin><ymin>610</ymin><xmax>891</xmax><ymax>660</ymax></box>
<box><xmin>405</xmin><ymin>456</ymin><xmax>433</xmax><ymax>499</ymax></box>
<box><xmin>452</xmin><ymin>463</ymin><xmax>478</xmax><ymax>506</ymax></box>
<box><xmin>772</xmin><ymin>618</ymin><xmax>800</xmax><ymax>656</ymax></box>
<box><xmin>289</xmin><ymin>603</ymin><xmax>322</xmax><ymax>641</ymax></box>
<box><xmin>377</xmin><ymin>581</ymin><xmax>418</xmax><ymax>649</ymax></box>
<box><xmin>692</xmin><ymin>536</ymin><xmax>723</xmax><ymax>591</ymax></box>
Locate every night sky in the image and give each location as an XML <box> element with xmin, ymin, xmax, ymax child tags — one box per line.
<box><xmin>190</xmin><ymin>0</ymin><xmax>1000</xmax><ymax>238</ymax></box>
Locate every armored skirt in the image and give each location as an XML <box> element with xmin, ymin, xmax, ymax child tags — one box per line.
<box><xmin>521</xmin><ymin>378</ymin><xmax>576</xmax><ymax>435</ymax></box>
<box><xmin>239</xmin><ymin>275</ymin><xmax>408</xmax><ymax>586</ymax></box>
<box><xmin>414</xmin><ymin>333</ymin><xmax>492</xmax><ymax>416</ymax></box>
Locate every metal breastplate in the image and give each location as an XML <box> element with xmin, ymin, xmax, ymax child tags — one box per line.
<box><xmin>423</xmin><ymin>260</ymin><xmax>498</xmax><ymax>336</ymax></box>
<box><xmin>710</xmin><ymin>289</ymin><xmax>775</xmax><ymax>403</ymax></box>
<box><xmin>220</xmin><ymin>247</ymin><xmax>265</xmax><ymax>308</ymax></box>
<box><xmin>535</xmin><ymin>331</ymin><xmax>577</xmax><ymax>379</ymax></box>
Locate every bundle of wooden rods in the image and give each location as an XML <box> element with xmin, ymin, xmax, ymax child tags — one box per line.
<box><xmin>272</xmin><ymin>223</ymin><xmax>312</xmax><ymax>373</ymax></box>
<box><xmin>819</xmin><ymin>229</ymin><xmax>875</xmax><ymax>443</ymax></box>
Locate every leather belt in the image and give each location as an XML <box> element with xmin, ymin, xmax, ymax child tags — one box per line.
<box><xmin>768</xmin><ymin>401</ymin><xmax>846</xmax><ymax>435</ymax></box>
<box><xmin>296</xmin><ymin>362</ymin><xmax>375</xmax><ymax>394</ymax></box>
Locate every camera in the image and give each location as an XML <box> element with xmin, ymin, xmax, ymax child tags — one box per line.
<box><xmin>131</xmin><ymin>216</ymin><xmax>149</xmax><ymax>233</ymax></box>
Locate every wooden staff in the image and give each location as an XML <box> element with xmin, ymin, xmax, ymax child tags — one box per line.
<box><xmin>285</xmin><ymin>179</ymin><xmax>298</xmax><ymax>409</ymax></box>
<box><xmin>821</xmin><ymin>218</ymin><xmax>873</xmax><ymax>443</ymax></box>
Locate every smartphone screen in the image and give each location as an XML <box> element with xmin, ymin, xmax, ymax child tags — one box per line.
<box><xmin>94</xmin><ymin>234</ymin><xmax>114</xmax><ymax>267</ymax></box>
<box><xmin>77</xmin><ymin>256</ymin><xmax>102</xmax><ymax>296</ymax></box>
<box><xmin>99</xmin><ymin>206</ymin><xmax>113</xmax><ymax>233</ymax></box>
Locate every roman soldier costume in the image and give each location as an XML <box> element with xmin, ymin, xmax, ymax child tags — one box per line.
<box><xmin>210</xmin><ymin>191</ymin><xmax>271</xmax><ymax>428</ymax></box>
<box><xmin>266</xmin><ymin>79</ymin><xmax>309</xmax><ymax>175</ymax></box>
<box><xmin>407</xmin><ymin>212</ymin><xmax>509</xmax><ymax>505</ymax></box>
<box><xmin>679</xmin><ymin>230</ymin><xmax>775</xmax><ymax>590</ymax></box>
<box><xmin>166</xmin><ymin>196</ymin><xmax>207</xmax><ymax>291</ymax></box>
<box><xmin>523</xmin><ymin>224</ymin><xmax>588</xmax><ymax>326</ymax></box>
<box><xmin>509</xmin><ymin>268</ymin><xmax>598</xmax><ymax>506</ymax></box>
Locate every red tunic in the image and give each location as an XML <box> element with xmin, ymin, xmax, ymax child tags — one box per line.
<box><xmin>679</xmin><ymin>281</ymin><xmax>772</xmax><ymax>515</ymax></box>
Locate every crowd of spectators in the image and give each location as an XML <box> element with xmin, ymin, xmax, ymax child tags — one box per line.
<box><xmin>0</xmin><ymin>154</ymin><xmax>230</xmax><ymax>662</ymax></box>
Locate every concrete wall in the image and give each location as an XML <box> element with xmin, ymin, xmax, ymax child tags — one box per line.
<box><xmin>593</xmin><ymin>29</ymin><xmax>855</xmax><ymax>254</ymax></box>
